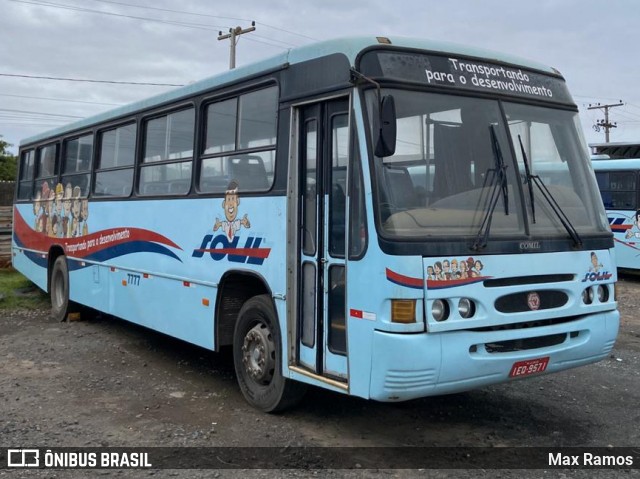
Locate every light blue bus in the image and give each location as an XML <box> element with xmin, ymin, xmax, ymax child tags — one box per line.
<box><xmin>591</xmin><ymin>143</ymin><xmax>640</xmax><ymax>270</ymax></box>
<box><xmin>13</xmin><ymin>36</ymin><xmax>619</xmax><ymax>412</ymax></box>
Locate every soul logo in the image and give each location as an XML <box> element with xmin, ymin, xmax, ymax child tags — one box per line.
<box><xmin>581</xmin><ymin>271</ymin><xmax>613</xmax><ymax>283</ymax></box>
<box><xmin>192</xmin><ymin>234</ymin><xmax>271</xmax><ymax>265</ymax></box>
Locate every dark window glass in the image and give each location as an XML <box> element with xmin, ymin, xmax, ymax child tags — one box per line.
<box><xmin>99</xmin><ymin>124</ymin><xmax>136</xmax><ymax>169</ymax></box>
<box><xmin>63</xmin><ymin>134</ymin><xmax>93</xmax><ymax>173</ymax></box>
<box><xmin>36</xmin><ymin>144</ymin><xmax>57</xmax><ymax>178</ymax></box>
<box><xmin>199</xmin><ymin>152</ymin><xmax>275</xmax><ymax>193</ymax></box>
<box><xmin>238</xmin><ymin>87</ymin><xmax>278</xmax><ymax>149</ymax></box>
<box><xmin>141</xmin><ymin>109</ymin><xmax>194</xmax><ymax>196</ymax></box>
<box><xmin>94</xmin><ymin>123</ymin><xmax>136</xmax><ymax>197</ymax></box>
<box><xmin>329</xmin><ymin>114</ymin><xmax>348</xmax><ymax>257</ymax></box>
<box><xmin>94</xmin><ymin>170</ymin><xmax>134</xmax><ymax>197</ymax></box>
<box><xmin>328</xmin><ymin>265</ymin><xmax>346</xmax><ymax>355</ymax></box>
<box><xmin>204</xmin><ymin>98</ymin><xmax>237</xmax><ymax>154</ymax></box>
<box><xmin>144</xmin><ymin>108</ymin><xmax>194</xmax><ymax>163</ymax></box>
<box><xmin>302</xmin><ymin>120</ymin><xmax>317</xmax><ymax>256</ymax></box>
<box><xmin>199</xmin><ymin>86</ymin><xmax>278</xmax><ymax>195</ymax></box>
<box><xmin>595</xmin><ymin>170</ymin><xmax>637</xmax><ymax>210</ymax></box>
<box><xmin>17</xmin><ymin>150</ymin><xmax>35</xmax><ymax>200</ymax></box>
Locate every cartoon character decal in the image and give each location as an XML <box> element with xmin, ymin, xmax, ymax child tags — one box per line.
<box><xmin>31</xmin><ymin>181</ymin><xmax>90</xmax><ymax>238</ymax></box>
<box><xmin>213</xmin><ymin>181</ymin><xmax>251</xmax><ymax>241</ymax></box>
<box><xmin>624</xmin><ymin>210</ymin><xmax>640</xmax><ymax>240</ymax></box>
<box><xmin>192</xmin><ymin>180</ymin><xmax>271</xmax><ymax>265</ymax></box>
<box><xmin>582</xmin><ymin>251</ymin><xmax>612</xmax><ymax>282</ymax></box>
<box><xmin>427</xmin><ymin>257</ymin><xmax>487</xmax><ymax>282</ymax></box>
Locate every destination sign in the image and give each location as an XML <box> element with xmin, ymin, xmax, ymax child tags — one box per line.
<box><xmin>360</xmin><ymin>51</ymin><xmax>574</xmax><ymax>104</ymax></box>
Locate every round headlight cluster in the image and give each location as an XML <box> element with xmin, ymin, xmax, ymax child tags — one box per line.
<box><xmin>431</xmin><ymin>299</ymin><xmax>449</xmax><ymax>322</ymax></box>
<box><xmin>431</xmin><ymin>298</ymin><xmax>476</xmax><ymax>321</ymax></box>
<box><xmin>458</xmin><ymin>298</ymin><xmax>476</xmax><ymax>319</ymax></box>
<box><xmin>582</xmin><ymin>285</ymin><xmax>610</xmax><ymax>304</ymax></box>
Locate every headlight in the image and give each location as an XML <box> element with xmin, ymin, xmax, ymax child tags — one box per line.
<box><xmin>597</xmin><ymin>285</ymin><xmax>609</xmax><ymax>303</ymax></box>
<box><xmin>582</xmin><ymin>287</ymin><xmax>594</xmax><ymax>305</ymax></box>
<box><xmin>458</xmin><ymin>298</ymin><xmax>476</xmax><ymax>319</ymax></box>
<box><xmin>432</xmin><ymin>299</ymin><xmax>449</xmax><ymax>322</ymax></box>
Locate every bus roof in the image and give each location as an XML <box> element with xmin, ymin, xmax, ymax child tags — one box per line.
<box><xmin>20</xmin><ymin>35</ymin><xmax>560</xmax><ymax>147</ymax></box>
<box><xmin>591</xmin><ymin>157</ymin><xmax>640</xmax><ymax>170</ymax></box>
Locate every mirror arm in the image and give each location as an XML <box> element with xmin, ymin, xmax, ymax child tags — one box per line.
<box><xmin>350</xmin><ymin>68</ymin><xmax>383</xmax><ymax>128</ymax></box>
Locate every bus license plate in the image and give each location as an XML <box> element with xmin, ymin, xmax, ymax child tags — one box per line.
<box><xmin>509</xmin><ymin>357</ymin><xmax>549</xmax><ymax>378</ymax></box>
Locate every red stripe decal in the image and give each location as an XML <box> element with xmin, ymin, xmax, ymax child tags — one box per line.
<box><xmin>385</xmin><ymin>268</ymin><xmax>424</xmax><ymax>289</ymax></box>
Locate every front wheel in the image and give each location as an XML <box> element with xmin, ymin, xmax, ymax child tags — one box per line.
<box><xmin>233</xmin><ymin>294</ymin><xmax>306</xmax><ymax>412</ymax></box>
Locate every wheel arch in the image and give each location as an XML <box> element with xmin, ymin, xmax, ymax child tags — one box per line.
<box><xmin>214</xmin><ymin>269</ymin><xmax>275</xmax><ymax>350</ymax></box>
<box><xmin>47</xmin><ymin>245</ymin><xmax>66</xmax><ymax>293</ymax></box>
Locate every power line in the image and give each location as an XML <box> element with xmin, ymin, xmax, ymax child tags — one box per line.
<box><xmin>7</xmin><ymin>0</ymin><xmax>228</xmax><ymax>31</ymax></box>
<box><xmin>0</xmin><ymin>93</ymin><xmax>122</xmax><ymax>106</ymax></box>
<box><xmin>80</xmin><ymin>0</ymin><xmax>319</xmax><ymax>41</ymax></box>
<box><xmin>0</xmin><ymin>108</ymin><xmax>83</xmax><ymax>118</ymax></box>
<box><xmin>0</xmin><ymin>72</ymin><xmax>183</xmax><ymax>87</ymax></box>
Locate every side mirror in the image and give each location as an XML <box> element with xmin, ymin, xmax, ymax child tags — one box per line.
<box><xmin>375</xmin><ymin>95</ymin><xmax>397</xmax><ymax>158</ymax></box>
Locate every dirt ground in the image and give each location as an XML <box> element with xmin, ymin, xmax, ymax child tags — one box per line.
<box><xmin>1</xmin><ymin>274</ymin><xmax>639</xmax><ymax>478</ymax></box>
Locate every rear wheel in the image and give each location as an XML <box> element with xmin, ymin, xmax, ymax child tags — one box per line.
<box><xmin>233</xmin><ymin>294</ymin><xmax>306</xmax><ymax>412</ymax></box>
<box><xmin>50</xmin><ymin>255</ymin><xmax>78</xmax><ymax>322</ymax></box>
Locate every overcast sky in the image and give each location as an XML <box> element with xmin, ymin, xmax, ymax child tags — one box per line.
<box><xmin>1</xmin><ymin>0</ymin><xmax>639</xmax><ymax>155</ymax></box>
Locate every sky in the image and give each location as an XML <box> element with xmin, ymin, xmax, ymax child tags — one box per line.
<box><xmin>1</xmin><ymin>0</ymin><xmax>639</xmax><ymax>155</ymax></box>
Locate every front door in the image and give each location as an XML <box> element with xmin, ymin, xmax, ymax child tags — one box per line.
<box><xmin>297</xmin><ymin>97</ymin><xmax>349</xmax><ymax>380</ymax></box>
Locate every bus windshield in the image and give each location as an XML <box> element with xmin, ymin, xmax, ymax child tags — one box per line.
<box><xmin>366</xmin><ymin>89</ymin><xmax>609</xmax><ymax>240</ymax></box>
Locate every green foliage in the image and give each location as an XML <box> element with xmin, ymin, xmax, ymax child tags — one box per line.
<box><xmin>0</xmin><ymin>135</ymin><xmax>17</xmax><ymax>181</ymax></box>
<box><xmin>0</xmin><ymin>269</ymin><xmax>49</xmax><ymax>310</ymax></box>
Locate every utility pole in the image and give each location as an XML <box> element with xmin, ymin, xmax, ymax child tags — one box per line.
<box><xmin>217</xmin><ymin>22</ymin><xmax>256</xmax><ymax>70</ymax></box>
<box><xmin>588</xmin><ymin>101</ymin><xmax>624</xmax><ymax>142</ymax></box>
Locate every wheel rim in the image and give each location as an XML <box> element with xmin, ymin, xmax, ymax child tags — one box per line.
<box><xmin>52</xmin><ymin>269</ymin><xmax>65</xmax><ymax>309</ymax></box>
<box><xmin>241</xmin><ymin>323</ymin><xmax>276</xmax><ymax>385</ymax></box>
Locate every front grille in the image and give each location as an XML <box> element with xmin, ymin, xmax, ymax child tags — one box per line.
<box><xmin>484</xmin><ymin>333</ymin><xmax>567</xmax><ymax>353</ymax></box>
<box><xmin>495</xmin><ymin>290</ymin><xmax>568</xmax><ymax>313</ymax></box>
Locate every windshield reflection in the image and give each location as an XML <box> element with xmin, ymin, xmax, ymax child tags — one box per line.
<box><xmin>366</xmin><ymin>89</ymin><xmax>609</xmax><ymax>240</ymax></box>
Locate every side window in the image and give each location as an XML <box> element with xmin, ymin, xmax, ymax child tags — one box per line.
<box><xmin>62</xmin><ymin>134</ymin><xmax>93</xmax><ymax>197</ymax></box>
<box><xmin>199</xmin><ymin>85</ymin><xmax>278</xmax><ymax>194</ymax></box>
<box><xmin>140</xmin><ymin>108</ymin><xmax>194</xmax><ymax>196</ymax></box>
<box><xmin>94</xmin><ymin>123</ymin><xmax>136</xmax><ymax>197</ymax></box>
<box><xmin>17</xmin><ymin>150</ymin><xmax>35</xmax><ymax>200</ymax></box>
<box><xmin>595</xmin><ymin>170</ymin><xmax>637</xmax><ymax>210</ymax></box>
<box><xmin>34</xmin><ymin>143</ymin><xmax>58</xmax><ymax>202</ymax></box>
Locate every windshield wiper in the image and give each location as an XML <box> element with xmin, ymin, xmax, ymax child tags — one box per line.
<box><xmin>518</xmin><ymin>135</ymin><xmax>536</xmax><ymax>224</ymax></box>
<box><xmin>471</xmin><ymin>125</ymin><xmax>509</xmax><ymax>251</ymax></box>
<box><xmin>517</xmin><ymin>135</ymin><xmax>583</xmax><ymax>248</ymax></box>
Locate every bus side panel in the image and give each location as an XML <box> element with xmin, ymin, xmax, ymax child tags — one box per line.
<box><xmin>606</xmin><ymin>208</ymin><xmax>640</xmax><ymax>269</ymax></box>
<box><xmin>13</xmin><ymin>196</ymin><xmax>287</xmax><ymax>352</ymax></box>
<box><xmin>106</xmin><ymin>268</ymin><xmax>216</xmax><ymax>350</ymax></box>
<box><xmin>67</xmin><ymin>260</ymin><xmax>110</xmax><ymax>314</ymax></box>
<box><xmin>12</xmin><ymin>204</ymin><xmax>48</xmax><ymax>292</ymax></box>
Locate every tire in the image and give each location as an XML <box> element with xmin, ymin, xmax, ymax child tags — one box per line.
<box><xmin>233</xmin><ymin>294</ymin><xmax>307</xmax><ymax>413</ymax></box>
<box><xmin>50</xmin><ymin>255</ymin><xmax>77</xmax><ymax>322</ymax></box>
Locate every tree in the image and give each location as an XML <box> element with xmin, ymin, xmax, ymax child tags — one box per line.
<box><xmin>0</xmin><ymin>136</ymin><xmax>17</xmax><ymax>181</ymax></box>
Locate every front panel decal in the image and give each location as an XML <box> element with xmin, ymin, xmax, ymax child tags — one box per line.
<box><xmin>426</xmin><ymin>256</ymin><xmax>491</xmax><ymax>289</ymax></box>
<box><xmin>191</xmin><ymin>181</ymin><xmax>271</xmax><ymax>265</ymax></box>
<box><xmin>581</xmin><ymin>251</ymin><xmax>613</xmax><ymax>282</ymax></box>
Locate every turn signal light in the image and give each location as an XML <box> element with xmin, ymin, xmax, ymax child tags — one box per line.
<box><xmin>391</xmin><ymin>299</ymin><xmax>416</xmax><ymax>324</ymax></box>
